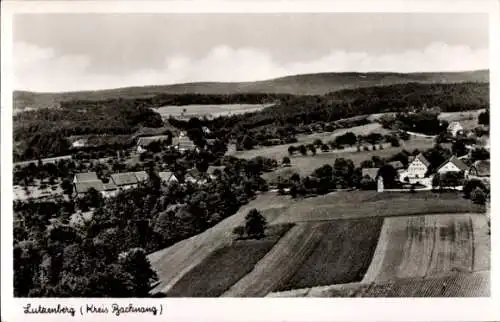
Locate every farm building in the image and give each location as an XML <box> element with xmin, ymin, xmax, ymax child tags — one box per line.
<box><xmin>158</xmin><ymin>171</ymin><xmax>179</xmax><ymax>184</ymax></box>
<box><xmin>362</xmin><ymin>168</ymin><xmax>379</xmax><ymax>181</ymax></box>
<box><xmin>185</xmin><ymin>168</ymin><xmax>208</xmax><ymax>185</ymax></box>
<box><xmin>73</xmin><ymin>172</ymin><xmax>99</xmax><ymax>184</ymax></box>
<box><xmin>469</xmin><ymin>160</ymin><xmax>490</xmax><ymax>178</ymax></box>
<box><xmin>436</xmin><ymin>156</ymin><xmax>469</xmax><ymax>176</ymax></box>
<box><xmin>172</xmin><ymin>132</ymin><xmax>196</xmax><ymax>152</ymax></box>
<box><xmin>74</xmin><ymin>180</ymin><xmax>105</xmax><ymax>197</ymax></box>
<box><xmin>110</xmin><ymin>171</ymin><xmax>149</xmax><ymax>190</ymax></box>
<box><xmin>447</xmin><ymin>121</ymin><xmax>464</xmax><ymax>137</ymax></box>
<box><xmin>136</xmin><ymin>135</ymin><xmax>171</xmax><ymax>153</ymax></box>
<box><xmin>388</xmin><ymin>161</ymin><xmax>404</xmax><ymax>170</ymax></box>
<box><xmin>403</xmin><ymin>154</ymin><xmax>430</xmax><ymax>179</ymax></box>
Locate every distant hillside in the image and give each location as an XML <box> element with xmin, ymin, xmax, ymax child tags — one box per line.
<box><xmin>13</xmin><ymin>70</ymin><xmax>489</xmax><ymax>111</ymax></box>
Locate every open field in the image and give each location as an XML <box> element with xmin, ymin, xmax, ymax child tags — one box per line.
<box><xmin>276</xmin><ymin>218</ymin><xmax>383</xmax><ymax>291</ymax></box>
<box><xmin>166</xmin><ymin>224</ymin><xmax>292</xmax><ymax>297</ymax></box>
<box><xmin>271</xmin><ymin>191</ymin><xmax>485</xmax><ymax>223</ymax></box>
<box><xmin>261</xmin><ymin>136</ymin><xmax>442</xmax><ymax>179</ymax></box>
<box><xmin>149</xmin><ymin>190</ymin><xmax>486</xmax><ymax>296</ymax></box>
<box><xmin>231</xmin><ymin>123</ymin><xmax>389</xmax><ymax>160</ymax></box>
<box><xmin>148</xmin><ymin>192</ymin><xmax>291</xmax><ymax>295</ymax></box>
<box><xmin>221</xmin><ymin>222</ymin><xmax>325</xmax><ymax>297</ymax></box>
<box><xmin>269</xmin><ymin>271</ymin><xmax>490</xmax><ymax>297</ymax></box>
<box><xmin>362</xmin><ymin>214</ymin><xmax>489</xmax><ymax>283</ymax></box>
<box><xmin>153</xmin><ymin>103</ymin><xmax>274</xmax><ymax>119</ymax></box>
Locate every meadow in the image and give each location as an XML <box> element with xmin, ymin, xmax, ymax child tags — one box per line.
<box><xmin>153</xmin><ymin>103</ymin><xmax>274</xmax><ymax>119</ymax></box>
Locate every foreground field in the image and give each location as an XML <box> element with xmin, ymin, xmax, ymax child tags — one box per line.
<box><xmin>148</xmin><ymin>191</ymin><xmax>486</xmax><ymax>296</ymax></box>
<box><xmin>269</xmin><ymin>271</ymin><xmax>490</xmax><ymax>297</ymax></box>
<box><xmin>166</xmin><ymin>224</ymin><xmax>293</xmax><ymax>297</ymax></box>
<box><xmin>147</xmin><ymin>192</ymin><xmax>291</xmax><ymax>295</ymax></box>
<box><xmin>362</xmin><ymin>214</ymin><xmax>490</xmax><ymax>283</ymax></box>
<box><xmin>276</xmin><ymin>218</ymin><xmax>383</xmax><ymax>291</ymax></box>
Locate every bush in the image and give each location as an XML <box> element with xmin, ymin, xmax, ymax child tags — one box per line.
<box><xmin>471</xmin><ymin>187</ymin><xmax>486</xmax><ymax>205</ymax></box>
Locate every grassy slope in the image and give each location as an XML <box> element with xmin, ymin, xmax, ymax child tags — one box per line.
<box><xmin>14</xmin><ymin>70</ymin><xmax>488</xmax><ymax>110</ymax></box>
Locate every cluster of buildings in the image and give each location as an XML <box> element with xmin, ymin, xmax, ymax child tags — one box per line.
<box><xmin>73</xmin><ymin>165</ymin><xmax>224</xmax><ymax>198</ymax></box>
<box><xmin>362</xmin><ymin>152</ymin><xmax>490</xmax><ymax>192</ymax></box>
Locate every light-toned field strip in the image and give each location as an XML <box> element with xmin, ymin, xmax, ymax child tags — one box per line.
<box><xmin>221</xmin><ymin>222</ymin><xmax>324</xmax><ymax>297</ymax></box>
<box><xmin>268</xmin><ymin>271</ymin><xmax>490</xmax><ymax>297</ymax></box>
<box><xmin>362</xmin><ymin>214</ymin><xmax>488</xmax><ymax>284</ymax></box>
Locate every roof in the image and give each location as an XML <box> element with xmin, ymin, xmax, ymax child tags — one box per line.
<box><xmin>207</xmin><ymin>165</ymin><xmax>225</xmax><ymax>175</ymax></box>
<box><xmin>447</xmin><ymin>121</ymin><xmax>463</xmax><ymax>129</ymax></box>
<box><xmin>134</xmin><ymin>171</ymin><xmax>149</xmax><ymax>182</ymax></box>
<box><xmin>75</xmin><ymin>181</ymin><xmax>105</xmax><ymax>194</ymax></box>
<box><xmin>103</xmin><ymin>182</ymin><xmax>118</xmax><ymax>191</ymax></box>
<box><xmin>412</xmin><ymin>153</ymin><xmax>430</xmax><ymax>168</ymax></box>
<box><xmin>74</xmin><ymin>172</ymin><xmax>99</xmax><ymax>182</ymax></box>
<box><xmin>158</xmin><ymin>171</ymin><xmax>175</xmax><ymax>181</ymax></box>
<box><xmin>111</xmin><ymin>172</ymin><xmax>139</xmax><ymax>186</ymax></box>
<box><xmin>470</xmin><ymin>160</ymin><xmax>490</xmax><ymax>176</ymax></box>
<box><xmin>172</xmin><ymin>135</ymin><xmax>196</xmax><ymax>149</ymax></box>
<box><xmin>388</xmin><ymin>161</ymin><xmax>404</xmax><ymax>169</ymax></box>
<box><xmin>437</xmin><ymin>155</ymin><xmax>469</xmax><ymax>172</ymax></box>
<box><xmin>362</xmin><ymin>168</ymin><xmax>379</xmax><ymax>181</ymax></box>
<box><xmin>137</xmin><ymin>135</ymin><xmax>170</xmax><ymax>146</ymax></box>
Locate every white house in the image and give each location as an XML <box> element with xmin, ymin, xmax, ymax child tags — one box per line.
<box><xmin>158</xmin><ymin>171</ymin><xmax>179</xmax><ymax>184</ymax></box>
<box><xmin>400</xmin><ymin>153</ymin><xmax>430</xmax><ymax>181</ymax></box>
<box><xmin>436</xmin><ymin>156</ymin><xmax>469</xmax><ymax>176</ymax></box>
<box><xmin>71</xmin><ymin>138</ymin><xmax>88</xmax><ymax>149</ymax></box>
<box><xmin>447</xmin><ymin>121</ymin><xmax>464</xmax><ymax>137</ymax></box>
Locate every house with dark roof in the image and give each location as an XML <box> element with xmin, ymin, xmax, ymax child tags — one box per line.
<box><xmin>136</xmin><ymin>135</ymin><xmax>170</xmax><ymax>153</ymax></box>
<box><xmin>388</xmin><ymin>161</ymin><xmax>404</xmax><ymax>170</ymax></box>
<box><xmin>469</xmin><ymin>160</ymin><xmax>490</xmax><ymax>177</ymax></box>
<box><xmin>109</xmin><ymin>171</ymin><xmax>149</xmax><ymax>190</ymax></box>
<box><xmin>436</xmin><ymin>156</ymin><xmax>469</xmax><ymax>175</ymax></box>
<box><xmin>184</xmin><ymin>168</ymin><xmax>208</xmax><ymax>185</ymax></box>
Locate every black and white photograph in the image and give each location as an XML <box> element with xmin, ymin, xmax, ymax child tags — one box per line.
<box><xmin>1</xmin><ymin>1</ymin><xmax>499</xmax><ymax>321</ymax></box>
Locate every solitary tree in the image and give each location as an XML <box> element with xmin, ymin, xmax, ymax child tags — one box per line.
<box><xmin>471</xmin><ymin>187</ymin><xmax>486</xmax><ymax>205</ymax></box>
<box><xmin>282</xmin><ymin>156</ymin><xmax>291</xmax><ymax>166</ymax></box>
<box><xmin>244</xmin><ymin>209</ymin><xmax>267</xmax><ymax>239</ymax></box>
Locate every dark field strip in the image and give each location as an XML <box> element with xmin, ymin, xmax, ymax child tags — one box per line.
<box><xmin>165</xmin><ymin>224</ymin><xmax>293</xmax><ymax>297</ymax></box>
<box><xmin>275</xmin><ymin>217</ymin><xmax>384</xmax><ymax>291</ymax></box>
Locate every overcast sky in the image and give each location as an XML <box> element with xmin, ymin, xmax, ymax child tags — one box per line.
<box><xmin>13</xmin><ymin>13</ymin><xmax>489</xmax><ymax>92</ymax></box>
